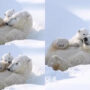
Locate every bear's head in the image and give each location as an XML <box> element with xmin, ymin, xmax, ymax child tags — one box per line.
<box><xmin>1</xmin><ymin>53</ymin><xmax>13</xmax><ymax>64</ymax></box>
<box><xmin>77</xmin><ymin>28</ymin><xmax>89</xmax><ymax>39</ymax></box>
<box><xmin>4</xmin><ymin>9</ymin><xmax>15</xmax><ymax>18</ymax></box>
<box><xmin>7</xmin><ymin>11</ymin><xmax>33</xmax><ymax>31</ymax></box>
<box><xmin>4</xmin><ymin>9</ymin><xmax>15</xmax><ymax>22</ymax></box>
<box><xmin>80</xmin><ymin>35</ymin><xmax>90</xmax><ymax>52</ymax></box>
<box><xmin>7</xmin><ymin>55</ymin><xmax>32</xmax><ymax>74</ymax></box>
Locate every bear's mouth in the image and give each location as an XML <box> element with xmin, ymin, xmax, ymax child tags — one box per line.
<box><xmin>5</xmin><ymin>22</ymin><xmax>13</xmax><ymax>27</ymax></box>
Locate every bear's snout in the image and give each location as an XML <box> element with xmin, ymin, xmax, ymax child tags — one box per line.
<box><xmin>8</xmin><ymin>61</ymin><xmax>11</xmax><ymax>64</ymax></box>
<box><xmin>7</xmin><ymin>68</ymin><xmax>10</xmax><ymax>71</ymax></box>
<box><xmin>84</xmin><ymin>37</ymin><xmax>88</xmax><ymax>42</ymax></box>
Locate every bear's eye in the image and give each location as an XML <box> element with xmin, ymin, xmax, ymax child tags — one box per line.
<box><xmin>16</xmin><ymin>63</ymin><xmax>18</xmax><ymax>65</ymax></box>
<box><xmin>83</xmin><ymin>34</ymin><xmax>86</xmax><ymax>35</ymax></box>
<box><xmin>14</xmin><ymin>18</ymin><xmax>17</xmax><ymax>20</ymax></box>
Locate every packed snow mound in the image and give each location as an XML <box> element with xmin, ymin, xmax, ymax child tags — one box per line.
<box><xmin>4</xmin><ymin>84</ymin><xmax>44</xmax><ymax>90</ymax></box>
<box><xmin>46</xmin><ymin>65</ymin><xmax>90</xmax><ymax>90</ymax></box>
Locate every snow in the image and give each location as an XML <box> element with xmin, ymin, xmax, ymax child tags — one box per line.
<box><xmin>4</xmin><ymin>84</ymin><xmax>45</xmax><ymax>90</ymax></box>
<box><xmin>46</xmin><ymin>65</ymin><xmax>90</xmax><ymax>90</ymax></box>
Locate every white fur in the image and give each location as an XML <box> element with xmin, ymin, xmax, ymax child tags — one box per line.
<box><xmin>69</xmin><ymin>28</ymin><xmax>89</xmax><ymax>47</ymax></box>
<box><xmin>4</xmin><ymin>9</ymin><xmax>15</xmax><ymax>22</ymax></box>
<box><xmin>1</xmin><ymin>53</ymin><xmax>13</xmax><ymax>63</ymax></box>
<box><xmin>0</xmin><ymin>55</ymin><xmax>32</xmax><ymax>89</ymax></box>
<box><xmin>0</xmin><ymin>11</ymin><xmax>33</xmax><ymax>44</ymax></box>
<box><xmin>0</xmin><ymin>53</ymin><xmax>13</xmax><ymax>72</ymax></box>
<box><xmin>46</xmin><ymin>35</ymin><xmax>90</xmax><ymax>71</ymax></box>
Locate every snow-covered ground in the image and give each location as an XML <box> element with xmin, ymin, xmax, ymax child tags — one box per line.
<box><xmin>4</xmin><ymin>84</ymin><xmax>45</xmax><ymax>90</ymax></box>
<box><xmin>46</xmin><ymin>65</ymin><xmax>90</xmax><ymax>90</ymax></box>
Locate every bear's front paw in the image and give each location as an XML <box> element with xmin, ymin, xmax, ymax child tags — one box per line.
<box><xmin>53</xmin><ymin>38</ymin><xmax>69</xmax><ymax>49</ymax></box>
<box><xmin>70</xmin><ymin>43</ymin><xmax>80</xmax><ymax>47</ymax></box>
<box><xmin>48</xmin><ymin>55</ymin><xmax>67</xmax><ymax>71</ymax></box>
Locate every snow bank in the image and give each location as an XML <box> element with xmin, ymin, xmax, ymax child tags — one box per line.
<box><xmin>46</xmin><ymin>65</ymin><xmax>90</xmax><ymax>90</ymax></box>
<box><xmin>4</xmin><ymin>84</ymin><xmax>45</xmax><ymax>90</ymax></box>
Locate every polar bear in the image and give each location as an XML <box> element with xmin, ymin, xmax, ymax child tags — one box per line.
<box><xmin>69</xmin><ymin>28</ymin><xmax>89</xmax><ymax>47</ymax></box>
<box><xmin>4</xmin><ymin>9</ymin><xmax>15</xmax><ymax>22</ymax></box>
<box><xmin>0</xmin><ymin>53</ymin><xmax>13</xmax><ymax>72</ymax></box>
<box><xmin>0</xmin><ymin>11</ymin><xmax>33</xmax><ymax>44</ymax></box>
<box><xmin>46</xmin><ymin>36</ymin><xmax>90</xmax><ymax>71</ymax></box>
<box><xmin>0</xmin><ymin>55</ymin><xmax>32</xmax><ymax>90</ymax></box>
<box><xmin>1</xmin><ymin>53</ymin><xmax>13</xmax><ymax>64</ymax></box>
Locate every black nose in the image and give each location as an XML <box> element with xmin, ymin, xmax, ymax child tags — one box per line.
<box><xmin>5</xmin><ymin>23</ymin><xmax>8</xmax><ymax>25</ymax></box>
<box><xmin>84</xmin><ymin>37</ymin><xmax>88</xmax><ymax>41</ymax></box>
<box><xmin>8</xmin><ymin>61</ymin><xmax>11</xmax><ymax>64</ymax></box>
<box><xmin>7</xmin><ymin>68</ymin><xmax>10</xmax><ymax>71</ymax></box>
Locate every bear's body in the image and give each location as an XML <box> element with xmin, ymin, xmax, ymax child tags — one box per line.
<box><xmin>69</xmin><ymin>28</ymin><xmax>88</xmax><ymax>47</ymax></box>
<box><xmin>46</xmin><ymin>37</ymin><xmax>90</xmax><ymax>71</ymax></box>
<box><xmin>0</xmin><ymin>55</ymin><xmax>32</xmax><ymax>89</ymax></box>
<box><xmin>0</xmin><ymin>11</ymin><xmax>33</xmax><ymax>44</ymax></box>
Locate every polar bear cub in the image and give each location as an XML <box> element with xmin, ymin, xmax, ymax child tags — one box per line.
<box><xmin>0</xmin><ymin>53</ymin><xmax>13</xmax><ymax>72</ymax></box>
<box><xmin>69</xmin><ymin>28</ymin><xmax>89</xmax><ymax>47</ymax></box>
<box><xmin>4</xmin><ymin>9</ymin><xmax>15</xmax><ymax>22</ymax></box>
<box><xmin>0</xmin><ymin>55</ymin><xmax>32</xmax><ymax>89</ymax></box>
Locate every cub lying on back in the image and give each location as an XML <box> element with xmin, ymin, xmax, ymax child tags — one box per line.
<box><xmin>0</xmin><ymin>53</ymin><xmax>13</xmax><ymax>72</ymax></box>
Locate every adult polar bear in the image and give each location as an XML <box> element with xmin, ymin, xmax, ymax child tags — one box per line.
<box><xmin>0</xmin><ymin>11</ymin><xmax>33</xmax><ymax>44</ymax></box>
<box><xmin>0</xmin><ymin>55</ymin><xmax>32</xmax><ymax>90</ymax></box>
<box><xmin>46</xmin><ymin>36</ymin><xmax>90</xmax><ymax>71</ymax></box>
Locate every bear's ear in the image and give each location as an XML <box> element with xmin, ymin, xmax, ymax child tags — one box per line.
<box><xmin>27</xmin><ymin>59</ymin><xmax>31</xmax><ymax>62</ymax></box>
<box><xmin>78</xmin><ymin>30</ymin><xmax>81</xmax><ymax>33</ymax></box>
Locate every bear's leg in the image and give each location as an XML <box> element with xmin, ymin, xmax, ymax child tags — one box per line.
<box><xmin>69</xmin><ymin>52</ymin><xmax>86</xmax><ymax>67</ymax></box>
<box><xmin>48</xmin><ymin>55</ymin><xmax>69</xmax><ymax>71</ymax></box>
<box><xmin>52</xmin><ymin>38</ymin><xmax>69</xmax><ymax>49</ymax></box>
<box><xmin>6</xmin><ymin>29</ymin><xmax>25</xmax><ymax>41</ymax></box>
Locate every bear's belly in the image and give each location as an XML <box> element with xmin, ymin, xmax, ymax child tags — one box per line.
<box><xmin>51</xmin><ymin>47</ymin><xmax>80</xmax><ymax>60</ymax></box>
